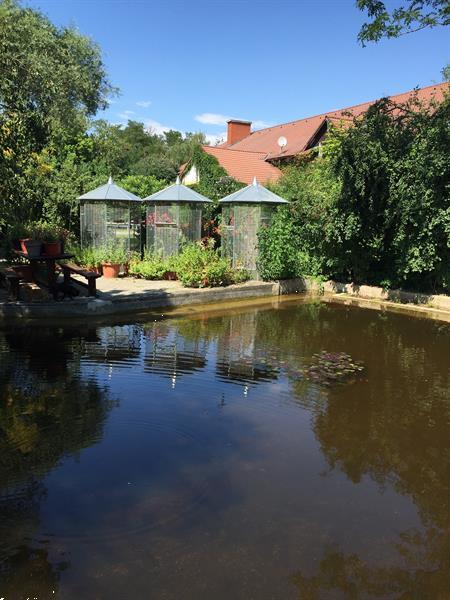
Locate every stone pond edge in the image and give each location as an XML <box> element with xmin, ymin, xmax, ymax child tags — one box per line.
<box><xmin>0</xmin><ymin>277</ymin><xmax>449</xmax><ymax>321</ymax></box>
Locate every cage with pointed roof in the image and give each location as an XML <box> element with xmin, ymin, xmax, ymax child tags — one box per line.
<box><xmin>143</xmin><ymin>177</ymin><xmax>212</xmax><ymax>257</ymax></box>
<box><xmin>78</xmin><ymin>177</ymin><xmax>142</xmax><ymax>251</ymax></box>
<box><xmin>219</xmin><ymin>177</ymin><xmax>288</xmax><ymax>276</ymax></box>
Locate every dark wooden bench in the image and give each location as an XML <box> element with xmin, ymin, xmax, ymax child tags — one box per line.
<box><xmin>0</xmin><ymin>268</ymin><xmax>22</xmax><ymax>301</ymax></box>
<box><xmin>60</xmin><ymin>262</ymin><xmax>101</xmax><ymax>297</ymax></box>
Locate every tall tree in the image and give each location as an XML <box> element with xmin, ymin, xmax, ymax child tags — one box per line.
<box><xmin>357</xmin><ymin>0</ymin><xmax>450</xmax><ymax>45</ymax></box>
<box><xmin>0</xmin><ymin>0</ymin><xmax>112</xmax><ymax>231</ymax></box>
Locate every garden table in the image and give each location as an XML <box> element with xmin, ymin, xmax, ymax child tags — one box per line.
<box><xmin>13</xmin><ymin>250</ymin><xmax>74</xmax><ymax>300</ymax></box>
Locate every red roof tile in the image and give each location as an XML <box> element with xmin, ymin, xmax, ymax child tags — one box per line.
<box><xmin>201</xmin><ymin>146</ymin><xmax>282</xmax><ymax>185</ymax></box>
<box><xmin>226</xmin><ymin>83</ymin><xmax>449</xmax><ymax>159</ymax></box>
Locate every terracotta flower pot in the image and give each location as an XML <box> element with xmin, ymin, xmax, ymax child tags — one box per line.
<box><xmin>163</xmin><ymin>270</ymin><xmax>178</xmax><ymax>281</ymax></box>
<box><xmin>43</xmin><ymin>241</ymin><xmax>62</xmax><ymax>256</ymax></box>
<box><xmin>23</xmin><ymin>239</ymin><xmax>42</xmax><ymax>258</ymax></box>
<box><xmin>102</xmin><ymin>262</ymin><xmax>120</xmax><ymax>278</ymax></box>
<box><xmin>19</xmin><ymin>238</ymin><xmax>30</xmax><ymax>253</ymax></box>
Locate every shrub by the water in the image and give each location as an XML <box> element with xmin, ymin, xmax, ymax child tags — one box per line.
<box><xmin>176</xmin><ymin>241</ymin><xmax>236</xmax><ymax>288</ymax></box>
<box><xmin>128</xmin><ymin>252</ymin><xmax>170</xmax><ymax>280</ymax></box>
<box><xmin>126</xmin><ymin>242</ymin><xmax>250</xmax><ymax>288</ymax></box>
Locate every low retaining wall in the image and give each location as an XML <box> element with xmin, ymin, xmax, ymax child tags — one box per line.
<box><xmin>0</xmin><ymin>276</ymin><xmax>448</xmax><ymax>322</ymax></box>
<box><xmin>0</xmin><ymin>281</ymin><xmax>279</xmax><ymax>321</ymax></box>
<box><xmin>278</xmin><ymin>276</ymin><xmax>450</xmax><ymax>311</ymax></box>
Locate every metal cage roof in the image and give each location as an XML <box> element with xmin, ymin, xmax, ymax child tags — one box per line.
<box><xmin>219</xmin><ymin>177</ymin><xmax>288</xmax><ymax>204</ymax></box>
<box><xmin>78</xmin><ymin>177</ymin><xmax>141</xmax><ymax>202</ymax></box>
<box><xmin>143</xmin><ymin>177</ymin><xmax>212</xmax><ymax>204</ymax></box>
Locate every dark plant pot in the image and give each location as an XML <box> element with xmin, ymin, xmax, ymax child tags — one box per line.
<box><xmin>43</xmin><ymin>241</ymin><xmax>62</xmax><ymax>256</ymax></box>
<box><xmin>102</xmin><ymin>262</ymin><xmax>120</xmax><ymax>278</ymax></box>
<box><xmin>12</xmin><ymin>265</ymin><xmax>34</xmax><ymax>282</ymax></box>
<box><xmin>23</xmin><ymin>239</ymin><xmax>42</xmax><ymax>258</ymax></box>
<box><xmin>163</xmin><ymin>270</ymin><xmax>178</xmax><ymax>281</ymax></box>
<box><xmin>94</xmin><ymin>265</ymin><xmax>103</xmax><ymax>276</ymax></box>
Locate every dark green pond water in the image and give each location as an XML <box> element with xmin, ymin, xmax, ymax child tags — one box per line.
<box><xmin>0</xmin><ymin>299</ymin><xmax>449</xmax><ymax>599</ymax></box>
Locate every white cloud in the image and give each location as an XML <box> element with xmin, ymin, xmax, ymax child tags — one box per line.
<box><xmin>195</xmin><ymin>113</ymin><xmax>272</xmax><ymax>130</ymax></box>
<box><xmin>117</xmin><ymin>110</ymin><xmax>135</xmax><ymax>120</ymax></box>
<box><xmin>204</xmin><ymin>131</ymin><xmax>226</xmax><ymax>145</ymax></box>
<box><xmin>253</xmin><ymin>120</ymin><xmax>272</xmax><ymax>130</ymax></box>
<box><xmin>136</xmin><ymin>100</ymin><xmax>152</xmax><ymax>108</ymax></box>
<box><xmin>195</xmin><ymin>113</ymin><xmax>231</xmax><ymax>126</ymax></box>
<box><xmin>144</xmin><ymin>119</ymin><xmax>178</xmax><ymax>136</ymax></box>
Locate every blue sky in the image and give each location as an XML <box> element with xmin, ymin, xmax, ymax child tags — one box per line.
<box><xmin>27</xmin><ymin>0</ymin><xmax>449</xmax><ymax>143</ymax></box>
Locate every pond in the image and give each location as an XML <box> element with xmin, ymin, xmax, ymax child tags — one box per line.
<box><xmin>0</xmin><ymin>299</ymin><xmax>449</xmax><ymax>599</ymax></box>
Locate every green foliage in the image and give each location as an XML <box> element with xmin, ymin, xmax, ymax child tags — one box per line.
<box><xmin>26</xmin><ymin>221</ymin><xmax>70</xmax><ymax>243</ymax></box>
<box><xmin>72</xmin><ymin>244</ymin><xmax>130</xmax><ymax>267</ymax></box>
<box><xmin>127</xmin><ymin>241</ymin><xmax>249</xmax><ymax>288</ymax></box>
<box><xmin>333</xmin><ymin>95</ymin><xmax>450</xmax><ymax>290</ymax></box>
<box><xmin>0</xmin><ymin>2</ymin><xmax>213</xmax><ymax>243</ymax></box>
<box><xmin>259</xmin><ymin>95</ymin><xmax>450</xmax><ymax>293</ymax></box>
<box><xmin>128</xmin><ymin>252</ymin><xmax>168</xmax><ymax>280</ymax></box>
<box><xmin>258</xmin><ymin>207</ymin><xmax>300</xmax><ymax>280</ymax></box>
<box><xmin>117</xmin><ymin>175</ymin><xmax>166</xmax><ymax>198</ymax></box>
<box><xmin>357</xmin><ymin>0</ymin><xmax>450</xmax><ymax>45</ymax></box>
<box><xmin>0</xmin><ymin>0</ymin><xmax>112</xmax><ymax>233</ymax></box>
<box><xmin>71</xmin><ymin>245</ymin><xmax>104</xmax><ymax>269</ymax></box>
<box><xmin>259</xmin><ymin>134</ymin><xmax>343</xmax><ymax>281</ymax></box>
<box><xmin>175</xmin><ymin>241</ymin><xmax>235</xmax><ymax>288</ymax></box>
<box><xmin>99</xmin><ymin>244</ymin><xmax>130</xmax><ymax>265</ymax></box>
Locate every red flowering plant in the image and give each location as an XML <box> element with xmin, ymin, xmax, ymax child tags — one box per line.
<box><xmin>145</xmin><ymin>213</ymin><xmax>156</xmax><ymax>225</ymax></box>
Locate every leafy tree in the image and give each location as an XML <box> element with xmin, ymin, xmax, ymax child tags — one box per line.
<box><xmin>258</xmin><ymin>134</ymin><xmax>343</xmax><ymax>281</ymax></box>
<box><xmin>333</xmin><ymin>94</ymin><xmax>450</xmax><ymax>289</ymax></box>
<box><xmin>357</xmin><ymin>0</ymin><xmax>450</xmax><ymax>45</ymax></box>
<box><xmin>442</xmin><ymin>62</ymin><xmax>450</xmax><ymax>80</ymax></box>
<box><xmin>117</xmin><ymin>174</ymin><xmax>166</xmax><ymax>198</ymax></box>
<box><xmin>0</xmin><ymin>0</ymin><xmax>112</xmax><ymax>232</ymax></box>
<box><xmin>259</xmin><ymin>93</ymin><xmax>449</xmax><ymax>292</ymax></box>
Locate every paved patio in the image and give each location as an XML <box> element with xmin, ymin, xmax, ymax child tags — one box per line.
<box><xmin>95</xmin><ymin>276</ymin><xmax>184</xmax><ymax>298</ymax></box>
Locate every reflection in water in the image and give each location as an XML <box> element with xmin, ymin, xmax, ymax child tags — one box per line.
<box><xmin>0</xmin><ymin>303</ymin><xmax>449</xmax><ymax>599</ymax></box>
<box><xmin>0</xmin><ymin>327</ymin><xmax>116</xmax><ymax>597</ymax></box>
<box><xmin>216</xmin><ymin>311</ymin><xmax>279</xmax><ymax>384</ymax></box>
<box><xmin>143</xmin><ymin>321</ymin><xmax>208</xmax><ymax>383</ymax></box>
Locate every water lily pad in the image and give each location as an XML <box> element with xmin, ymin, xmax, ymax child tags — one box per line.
<box><xmin>300</xmin><ymin>351</ymin><xmax>365</xmax><ymax>386</ymax></box>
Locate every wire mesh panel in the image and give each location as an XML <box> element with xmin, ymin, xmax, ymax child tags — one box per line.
<box><xmin>220</xmin><ymin>203</ymin><xmax>277</xmax><ymax>276</ymax></box>
<box><xmin>233</xmin><ymin>204</ymin><xmax>261</xmax><ymax>273</ymax></box>
<box><xmin>129</xmin><ymin>205</ymin><xmax>142</xmax><ymax>252</ymax></box>
<box><xmin>179</xmin><ymin>204</ymin><xmax>202</xmax><ymax>244</ymax></box>
<box><xmin>81</xmin><ymin>201</ymin><xmax>141</xmax><ymax>251</ymax></box>
<box><xmin>260</xmin><ymin>204</ymin><xmax>275</xmax><ymax>227</ymax></box>
<box><xmin>146</xmin><ymin>203</ymin><xmax>204</xmax><ymax>257</ymax></box>
<box><xmin>106</xmin><ymin>203</ymin><xmax>131</xmax><ymax>249</ymax></box>
<box><xmin>80</xmin><ymin>202</ymin><xmax>107</xmax><ymax>247</ymax></box>
<box><xmin>221</xmin><ymin>205</ymin><xmax>235</xmax><ymax>263</ymax></box>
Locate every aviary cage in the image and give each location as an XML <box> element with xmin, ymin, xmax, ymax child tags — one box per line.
<box><xmin>143</xmin><ymin>177</ymin><xmax>212</xmax><ymax>257</ymax></box>
<box><xmin>219</xmin><ymin>177</ymin><xmax>288</xmax><ymax>276</ymax></box>
<box><xmin>79</xmin><ymin>177</ymin><xmax>142</xmax><ymax>251</ymax></box>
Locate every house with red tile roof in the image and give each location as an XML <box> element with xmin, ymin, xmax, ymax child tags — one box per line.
<box><xmin>182</xmin><ymin>82</ymin><xmax>448</xmax><ymax>186</ymax></box>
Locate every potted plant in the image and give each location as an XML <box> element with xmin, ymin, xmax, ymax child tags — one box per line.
<box><xmin>163</xmin><ymin>255</ymin><xmax>178</xmax><ymax>280</ymax></box>
<box><xmin>21</xmin><ymin>222</ymin><xmax>43</xmax><ymax>258</ymax></box>
<box><xmin>39</xmin><ymin>223</ymin><xmax>60</xmax><ymax>256</ymax></box>
<box><xmin>73</xmin><ymin>246</ymin><xmax>103</xmax><ymax>274</ymax></box>
<box><xmin>101</xmin><ymin>245</ymin><xmax>128</xmax><ymax>278</ymax></box>
<box><xmin>6</xmin><ymin>223</ymin><xmax>27</xmax><ymax>252</ymax></box>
